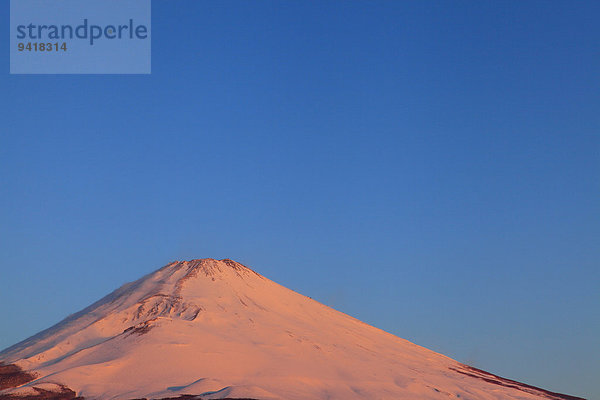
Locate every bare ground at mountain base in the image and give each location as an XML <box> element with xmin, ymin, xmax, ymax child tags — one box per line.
<box><xmin>0</xmin><ymin>384</ymin><xmax>82</xmax><ymax>400</ymax></box>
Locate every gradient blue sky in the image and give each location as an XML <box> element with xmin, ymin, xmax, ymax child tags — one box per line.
<box><xmin>1</xmin><ymin>1</ymin><xmax>598</xmax><ymax>398</ymax></box>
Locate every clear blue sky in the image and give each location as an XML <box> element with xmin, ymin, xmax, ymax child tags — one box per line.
<box><xmin>1</xmin><ymin>1</ymin><xmax>598</xmax><ymax>398</ymax></box>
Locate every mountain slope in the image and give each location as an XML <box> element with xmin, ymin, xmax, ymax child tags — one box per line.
<box><xmin>0</xmin><ymin>259</ymin><xmax>584</xmax><ymax>400</ymax></box>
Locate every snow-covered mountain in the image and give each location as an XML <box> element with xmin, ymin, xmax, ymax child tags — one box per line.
<box><xmin>0</xmin><ymin>259</ymin><xmax>584</xmax><ymax>400</ymax></box>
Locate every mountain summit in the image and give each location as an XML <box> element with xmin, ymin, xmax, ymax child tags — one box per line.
<box><xmin>0</xmin><ymin>259</ymin><xmax>584</xmax><ymax>400</ymax></box>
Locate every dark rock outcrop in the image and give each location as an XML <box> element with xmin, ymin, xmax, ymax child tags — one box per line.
<box><xmin>450</xmin><ymin>364</ymin><xmax>586</xmax><ymax>400</ymax></box>
<box><xmin>0</xmin><ymin>364</ymin><xmax>36</xmax><ymax>391</ymax></box>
